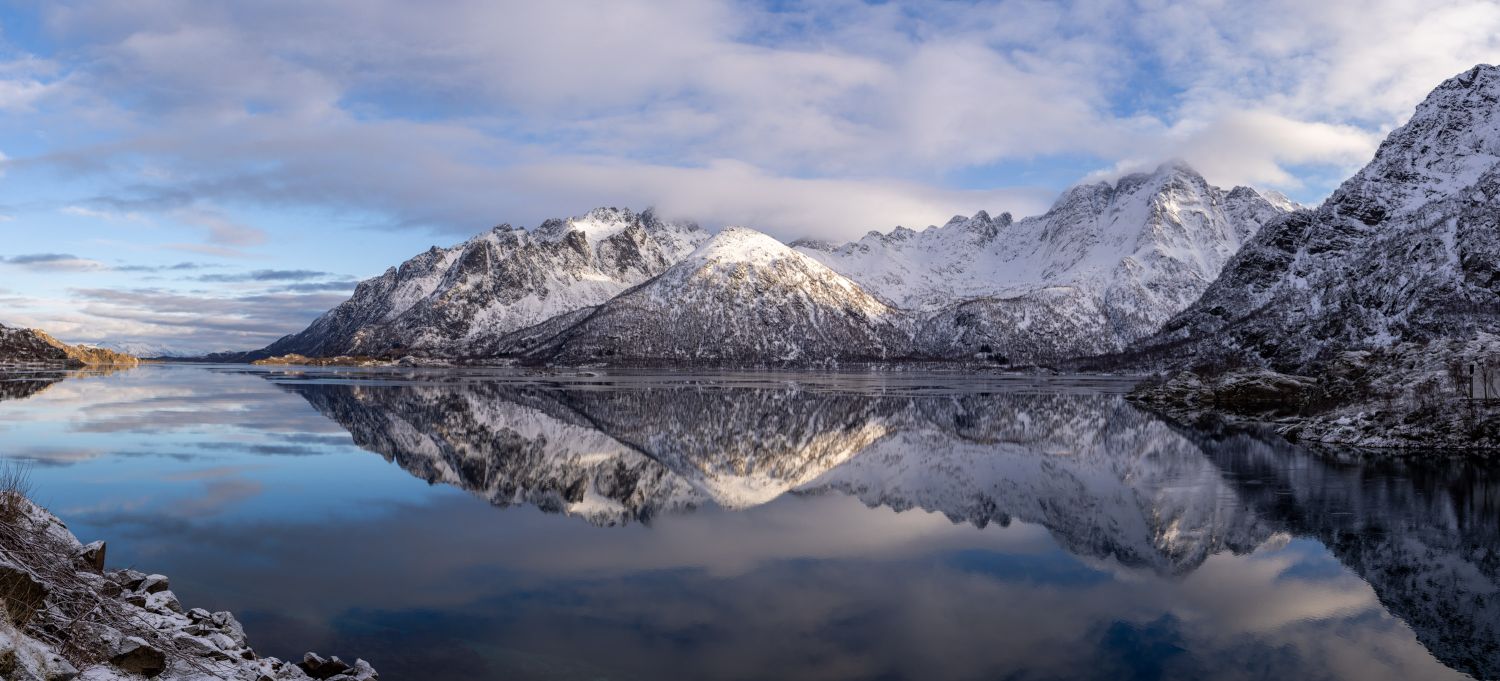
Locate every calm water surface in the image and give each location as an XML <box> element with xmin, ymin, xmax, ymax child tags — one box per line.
<box><xmin>0</xmin><ymin>364</ymin><xmax>1496</xmax><ymax>681</ymax></box>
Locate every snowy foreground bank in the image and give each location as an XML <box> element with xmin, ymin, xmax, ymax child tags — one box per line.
<box><xmin>0</xmin><ymin>496</ymin><xmax>377</xmax><ymax>681</ymax></box>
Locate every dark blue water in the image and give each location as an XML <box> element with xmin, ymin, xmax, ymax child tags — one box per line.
<box><xmin>0</xmin><ymin>364</ymin><xmax>1495</xmax><ymax>681</ymax></box>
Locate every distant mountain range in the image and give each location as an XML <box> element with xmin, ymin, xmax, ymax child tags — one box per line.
<box><xmin>236</xmin><ymin>162</ymin><xmax>1292</xmax><ymax>366</ymax></box>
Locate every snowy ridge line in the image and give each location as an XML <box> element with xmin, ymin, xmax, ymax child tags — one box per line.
<box><xmin>238</xmin><ymin>163</ymin><xmax>1290</xmax><ymax>367</ymax></box>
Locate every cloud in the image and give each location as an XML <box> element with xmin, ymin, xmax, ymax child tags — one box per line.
<box><xmin>507</xmin><ymin>158</ymin><xmax>1055</xmax><ymax>240</ymax></box>
<box><xmin>194</xmin><ymin>269</ymin><xmax>337</xmax><ymax>283</ymax></box>
<box><xmin>276</xmin><ymin>280</ymin><xmax>359</xmax><ymax>293</ymax></box>
<box><xmin>28</xmin><ymin>287</ymin><xmax>353</xmax><ymax>353</ymax></box>
<box><xmin>7</xmin><ymin>0</ymin><xmax>1494</xmax><ymax>243</ymax></box>
<box><xmin>0</xmin><ymin>253</ymin><xmax>108</xmax><ymax>271</ymax></box>
<box><xmin>169</xmin><ymin>206</ymin><xmax>268</xmax><ymax>248</ymax></box>
<box><xmin>61</xmin><ymin>205</ymin><xmax>150</xmax><ymax>223</ymax></box>
<box><xmin>113</xmin><ymin>261</ymin><xmax>212</xmax><ymax>273</ymax></box>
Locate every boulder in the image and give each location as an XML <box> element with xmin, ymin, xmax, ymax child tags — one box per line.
<box><xmin>110</xmin><ymin>636</ymin><xmax>167</xmax><ymax>678</ymax></box>
<box><xmin>74</xmin><ymin>541</ymin><xmax>106</xmax><ymax>573</ymax></box>
<box><xmin>108</xmin><ymin>569</ymin><xmax>148</xmax><ymax>591</ymax></box>
<box><xmin>298</xmin><ymin>652</ymin><xmax>352</xmax><ymax>680</ymax></box>
<box><xmin>139</xmin><ymin>574</ymin><xmax>170</xmax><ymax>594</ymax></box>
<box><xmin>0</xmin><ymin>564</ymin><xmax>48</xmax><ymax>626</ymax></box>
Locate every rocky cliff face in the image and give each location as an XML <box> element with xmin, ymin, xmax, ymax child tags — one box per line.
<box><xmin>252</xmin><ymin>208</ymin><xmax>707</xmax><ymax>360</ymax></box>
<box><xmin>1145</xmin><ymin>65</ymin><xmax>1500</xmax><ymax>368</ymax></box>
<box><xmin>1127</xmin><ymin>65</ymin><xmax>1500</xmax><ymax>448</ymax></box>
<box><xmin>0</xmin><ymin>324</ymin><xmax>138</xmax><ymax>367</ymax></box>
<box><xmin>800</xmin><ymin>163</ymin><xmax>1294</xmax><ymax>362</ymax></box>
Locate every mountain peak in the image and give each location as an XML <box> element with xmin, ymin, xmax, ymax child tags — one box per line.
<box><xmin>1152</xmin><ymin>158</ymin><xmax>1201</xmax><ymax>178</ymax></box>
<box><xmin>1332</xmin><ymin>63</ymin><xmax>1500</xmax><ymax>219</ymax></box>
<box><xmin>688</xmin><ymin>226</ymin><xmax>796</xmax><ymax>266</ymax></box>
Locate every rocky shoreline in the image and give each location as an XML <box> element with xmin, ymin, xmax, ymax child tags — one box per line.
<box><xmin>0</xmin><ymin>494</ymin><xmax>378</xmax><ymax>680</ymax></box>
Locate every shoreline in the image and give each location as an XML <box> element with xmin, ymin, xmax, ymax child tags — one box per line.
<box><xmin>0</xmin><ymin>493</ymin><xmax>379</xmax><ymax>681</ymax></box>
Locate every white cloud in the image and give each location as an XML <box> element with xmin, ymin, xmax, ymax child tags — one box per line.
<box><xmin>61</xmin><ymin>205</ymin><xmax>150</xmax><ymax>223</ymax></box>
<box><xmin>8</xmin><ymin>0</ymin><xmax>1500</xmax><ymax>243</ymax></box>
<box><xmin>506</xmin><ymin>158</ymin><xmax>1053</xmax><ymax>240</ymax></box>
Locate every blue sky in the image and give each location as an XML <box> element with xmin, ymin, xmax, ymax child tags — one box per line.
<box><xmin>1</xmin><ymin>0</ymin><xmax>1498</xmax><ymax>353</ymax></box>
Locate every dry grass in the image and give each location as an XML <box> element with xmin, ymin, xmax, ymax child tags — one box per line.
<box><xmin>0</xmin><ymin>461</ymin><xmax>32</xmax><ymax>525</ymax></box>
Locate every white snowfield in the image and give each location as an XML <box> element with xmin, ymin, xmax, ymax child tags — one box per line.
<box><xmin>256</xmin><ymin>162</ymin><xmax>1292</xmax><ymax>364</ymax></box>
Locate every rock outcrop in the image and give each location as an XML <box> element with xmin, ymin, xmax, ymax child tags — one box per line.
<box><xmin>0</xmin><ymin>324</ymin><xmax>138</xmax><ymax>368</ymax></box>
<box><xmin>0</xmin><ymin>496</ymin><xmax>377</xmax><ymax>680</ymax></box>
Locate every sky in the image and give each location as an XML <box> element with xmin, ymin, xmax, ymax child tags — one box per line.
<box><xmin>0</xmin><ymin>0</ymin><xmax>1498</xmax><ymax>354</ymax></box>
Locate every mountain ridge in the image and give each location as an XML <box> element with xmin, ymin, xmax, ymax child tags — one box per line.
<box><xmin>1125</xmin><ymin>64</ymin><xmax>1500</xmax><ymax>449</ymax></box>
<box><xmin>237</xmin><ymin>163</ymin><xmax>1290</xmax><ymax>366</ymax></box>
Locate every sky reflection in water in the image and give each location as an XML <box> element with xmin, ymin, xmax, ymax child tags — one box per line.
<box><xmin>0</xmin><ymin>365</ymin><xmax>1493</xmax><ymax>681</ymax></box>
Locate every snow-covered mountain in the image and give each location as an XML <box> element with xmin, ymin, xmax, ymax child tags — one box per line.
<box><xmin>1122</xmin><ymin>65</ymin><xmax>1500</xmax><ymax>448</ymax></box>
<box><xmin>242</xmin><ymin>160</ymin><xmax>1293</xmax><ymax>366</ymax></box>
<box><xmin>499</xmin><ymin>227</ymin><xmax>915</xmax><ymax>364</ymax></box>
<box><xmin>1145</xmin><ymin>64</ymin><xmax>1500</xmax><ymax>368</ymax></box>
<box><xmin>249</xmin><ymin>207</ymin><xmax>708</xmax><ymax>359</ymax></box>
<box><xmin>95</xmin><ymin>341</ymin><xmax>190</xmax><ymax>359</ymax></box>
<box><xmin>798</xmin><ymin>162</ymin><xmax>1294</xmax><ymax>362</ymax></box>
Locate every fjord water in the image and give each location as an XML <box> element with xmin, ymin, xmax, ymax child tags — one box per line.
<box><xmin>0</xmin><ymin>366</ymin><xmax>1495</xmax><ymax>681</ymax></box>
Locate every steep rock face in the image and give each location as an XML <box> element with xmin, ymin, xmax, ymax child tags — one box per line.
<box><xmin>253</xmin><ymin>208</ymin><xmax>707</xmax><ymax>359</ymax></box>
<box><xmin>0</xmin><ymin>323</ymin><xmax>72</xmax><ymax>365</ymax></box>
<box><xmin>1146</xmin><ymin>65</ymin><xmax>1500</xmax><ymax>370</ymax></box>
<box><xmin>0</xmin><ymin>323</ymin><xmax>138</xmax><ymax>367</ymax></box>
<box><xmin>800</xmin><ymin>163</ymin><xmax>1293</xmax><ymax>362</ymax></box>
<box><xmin>502</xmin><ymin>227</ymin><xmax>915</xmax><ymax>364</ymax></box>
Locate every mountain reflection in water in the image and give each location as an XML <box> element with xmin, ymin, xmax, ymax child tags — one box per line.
<box><xmin>0</xmin><ymin>365</ymin><xmax>1494</xmax><ymax>681</ymax></box>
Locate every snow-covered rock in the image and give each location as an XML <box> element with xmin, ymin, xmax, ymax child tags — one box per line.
<box><xmin>239</xmin><ymin>160</ymin><xmax>1290</xmax><ymax>367</ymax></box>
<box><xmin>0</xmin><ymin>496</ymin><xmax>378</xmax><ymax>681</ymax></box>
<box><xmin>1146</xmin><ymin>65</ymin><xmax>1500</xmax><ymax>367</ymax></box>
<box><xmin>247</xmin><ymin>207</ymin><xmax>708</xmax><ymax>360</ymax></box>
<box><xmin>800</xmin><ymin>162</ymin><xmax>1294</xmax><ymax>362</ymax></box>
<box><xmin>1129</xmin><ymin>64</ymin><xmax>1500</xmax><ymax>448</ymax></box>
<box><xmin>498</xmin><ymin>227</ymin><xmax>915</xmax><ymax>364</ymax></box>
